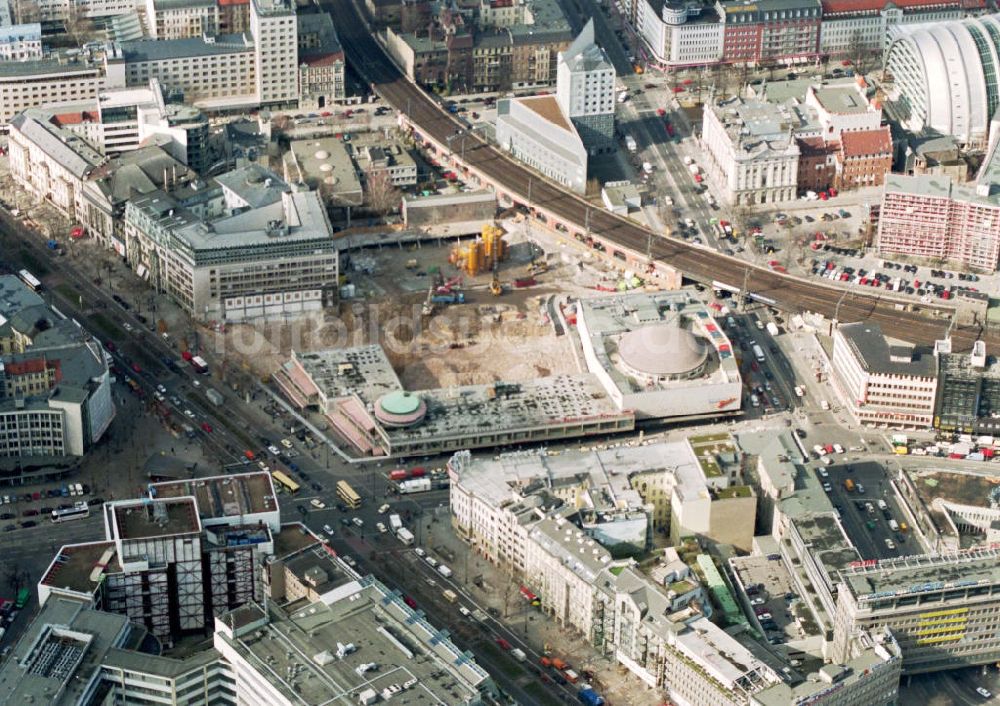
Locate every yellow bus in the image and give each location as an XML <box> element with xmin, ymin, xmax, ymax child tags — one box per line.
<box><xmin>336</xmin><ymin>480</ymin><xmax>361</xmax><ymax>509</ymax></box>
<box><xmin>272</xmin><ymin>470</ymin><xmax>300</xmax><ymax>494</ymax></box>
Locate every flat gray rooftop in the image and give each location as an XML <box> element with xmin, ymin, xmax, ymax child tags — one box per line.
<box><xmin>40</xmin><ymin>541</ymin><xmax>119</xmax><ymax>596</ymax></box>
<box><xmin>384</xmin><ymin>374</ymin><xmax>625</xmax><ymax>445</ymax></box>
<box><xmin>842</xmin><ymin>546</ymin><xmax>1000</xmax><ymax>601</ymax></box>
<box><xmin>149</xmin><ymin>471</ymin><xmax>278</xmax><ymax>522</ymax></box>
<box><xmin>111</xmin><ymin>497</ymin><xmax>200</xmax><ymax>540</ymax></box>
<box><xmin>218</xmin><ymin>573</ymin><xmax>491</xmax><ymax>704</ymax></box>
<box><xmin>0</xmin><ymin>598</ymin><xmax>132</xmax><ymax>706</ymax></box>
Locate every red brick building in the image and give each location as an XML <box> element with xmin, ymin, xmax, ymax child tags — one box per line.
<box><xmin>796</xmin><ymin>136</ymin><xmax>839</xmax><ymax>192</ymax></box>
<box><xmin>721</xmin><ymin>0</ymin><xmax>822</xmax><ymax>65</ymax></box>
<box><xmin>838</xmin><ymin>126</ymin><xmax>892</xmax><ymax>189</ymax></box>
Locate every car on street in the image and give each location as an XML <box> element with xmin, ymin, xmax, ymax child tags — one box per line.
<box><xmin>977</xmin><ymin>687</ymin><xmax>993</xmax><ymax>698</ymax></box>
<box><xmin>310</xmin><ymin>499</ymin><xmax>326</xmax><ymax>509</ymax></box>
<box><xmin>323</xmin><ymin>524</ymin><xmax>335</xmax><ymax>536</ymax></box>
<box><xmin>2</xmin><ymin>525</ymin><xmax>14</xmax><ymax>532</ymax></box>
<box><xmin>376</xmin><ymin>522</ymin><xmax>387</xmax><ymax>533</ymax></box>
<box><xmin>311</xmin><ymin>482</ymin><xmax>323</xmax><ymax>492</ymax></box>
<box><xmin>200</xmin><ymin>422</ymin><xmax>213</xmax><ymax>433</ymax></box>
<box><xmin>352</xmin><ymin>517</ymin><xmax>364</xmax><ymax>527</ymax></box>
<box><xmin>183</xmin><ymin>409</ymin><xmax>195</xmax><ymax>418</ymax></box>
<box><xmin>378</xmin><ymin>504</ymin><xmax>390</xmax><ymax>514</ymax></box>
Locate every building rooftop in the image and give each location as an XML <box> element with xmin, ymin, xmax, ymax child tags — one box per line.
<box><xmin>285</xmin><ymin>137</ymin><xmax>361</xmax><ymax>203</ymax></box>
<box><xmin>673</xmin><ymin>617</ymin><xmax>779</xmax><ymax>694</ymax></box>
<box><xmin>531</xmin><ymin>516</ymin><xmax>617</xmax><ymax>583</ymax></box>
<box><xmin>110</xmin><ymin>497</ymin><xmax>201</xmax><ymax>540</ymax></box>
<box><xmin>10</xmin><ymin>110</ymin><xmax>104</xmax><ymax>179</ymax></box>
<box><xmin>449</xmin><ymin>440</ymin><xmax>697</xmax><ymax>515</ymax></box>
<box><xmin>838</xmin><ymin>322</ymin><xmax>937</xmax><ymax>378</ymax></box>
<box><xmin>122</xmin><ymin>34</ymin><xmax>253</xmax><ymax>63</ymax></box>
<box><xmin>148</xmin><ymin>471</ymin><xmax>279</xmax><ymax>527</ymax></box>
<box><xmin>518</xmin><ymin>94</ymin><xmax>572</xmax><ymax>133</ymax></box>
<box><xmin>559</xmin><ymin>20</ymin><xmax>612</xmax><ymax>74</ymax></box>
<box><xmin>821</xmin><ymin>0</ymin><xmax>958</xmax><ymax>13</ymax></box>
<box><xmin>383</xmin><ymin>374</ymin><xmax>626</xmax><ymax>447</ymax></box>
<box><xmin>842</xmin><ymin>545</ymin><xmax>1000</xmax><ymax>603</ymax></box>
<box><xmin>812</xmin><ymin>84</ymin><xmax>871</xmax><ymax>115</ymax></box>
<box><xmin>0</xmin><ymin>22</ymin><xmax>40</xmax><ymax>42</ymax></box>
<box><xmin>576</xmin><ymin>290</ymin><xmax>741</xmax><ymax>397</ymax></box>
<box><xmin>39</xmin><ymin>541</ymin><xmax>120</xmax><ymax>598</ymax></box>
<box><xmin>0</xmin><ymin>54</ymin><xmax>101</xmax><ymax>78</ymax></box>
<box><xmin>216</xmin><ymin>577</ymin><xmax>492</xmax><ymax>704</ymax></box>
<box><xmin>840</xmin><ymin>126</ymin><xmax>892</xmax><ymax>157</ymax></box>
<box><xmin>291</xmin><ymin>345</ymin><xmax>403</xmax><ymax>404</ymax></box>
<box><xmin>791</xmin><ymin>513</ymin><xmax>861</xmax><ymax>575</ymax></box>
<box><xmin>884</xmin><ymin>172</ymin><xmax>1000</xmax><ymax>207</ymax></box>
<box><xmin>0</xmin><ymin>598</ymin><xmax>134</xmax><ymax>706</ymax></box>
<box><xmin>272</xmin><ymin>523</ymin><xmax>324</xmax><ymax>558</ymax></box>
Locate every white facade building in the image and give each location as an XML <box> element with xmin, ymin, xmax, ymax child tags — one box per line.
<box><xmin>636</xmin><ymin>1</ymin><xmax>724</xmax><ymax>68</ymax></box>
<box><xmin>124</xmin><ymin>164</ymin><xmax>339</xmax><ymax>321</ymax></box>
<box><xmin>884</xmin><ymin>14</ymin><xmax>1000</xmax><ymax>147</ymax></box>
<box><xmin>249</xmin><ymin>0</ymin><xmax>298</xmax><ymax>107</ymax></box>
<box><xmin>0</xmin><ymin>23</ymin><xmax>41</xmax><ymax>61</ymax></box>
<box><xmin>496</xmin><ymin>94</ymin><xmax>588</xmax><ymax>193</ymax></box>
<box><xmin>145</xmin><ymin>0</ymin><xmax>219</xmax><ymax>39</ymax></box>
<box><xmin>556</xmin><ymin>19</ymin><xmax>616</xmax><ymax>154</ymax></box>
<box><xmin>0</xmin><ymin>45</ymin><xmax>126</xmax><ymax>125</ymax></box>
<box><xmin>818</xmin><ymin>0</ymin><xmax>963</xmax><ymax>58</ymax></box>
<box><xmin>830</xmin><ymin>322</ymin><xmax>938</xmax><ymax>427</ymax></box>
<box><xmin>702</xmin><ymin>96</ymin><xmax>800</xmax><ymax>205</ymax></box>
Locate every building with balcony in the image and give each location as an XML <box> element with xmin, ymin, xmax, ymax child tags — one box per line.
<box><xmin>875</xmin><ymin>173</ymin><xmax>1000</xmax><ymax>271</ymax></box>
<box><xmin>38</xmin><ymin>472</ymin><xmax>279</xmax><ymax>647</ymax></box>
<box><xmin>635</xmin><ymin>1</ymin><xmax>724</xmax><ymax>69</ymax></box>
<box><xmin>144</xmin><ymin>0</ymin><xmax>219</xmax><ymax>39</ymax></box>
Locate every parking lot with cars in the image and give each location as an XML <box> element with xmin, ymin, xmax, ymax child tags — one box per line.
<box><xmin>731</xmin><ymin>554</ymin><xmax>813</xmax><ymax>647</ymax></box>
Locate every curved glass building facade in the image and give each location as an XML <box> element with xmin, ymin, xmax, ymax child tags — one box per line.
<box><xmin>885</xmin><ymin>14</ymin><xmax>1000</xmax><ymax>145</ymax></box>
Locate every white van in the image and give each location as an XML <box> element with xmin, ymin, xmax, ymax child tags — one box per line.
<box><xmin>888</xmin><ymin>520</ymin><xmax>899</xmax><ymax>531</ymax></box>
<box><xmin>750</xmin><ymin>394</ymin><xmax>760</xmax><ymax>408</ymax></box>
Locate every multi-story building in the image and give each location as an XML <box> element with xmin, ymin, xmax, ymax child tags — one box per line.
<box><xmin>702</xmin><ymin>97</ymin><xmax>800</xmax><ymax>205</ymax></box>
<box><xmin>30</xmin><ymin>0</ymin><xmax>133</xmax><ymax>21</ymax></box>
<box><xmin>0</xmin><ymin>45</ymin><xmax>126</xmax><ymax>125</ymax></box>
<box><xmin>752</xmin><ymin>629</ymin><xmax>902</xmax><ymax>705</ymax></box>
<box><xmin>884</xmin><ymin>14</ymin><xmax>1000</xmax><ymax>147</ymax></box>
<box><xmin>297</xmin><ymin>11</ymin><xmax>345</xmax><ymax>108</ymax></box>
<box><xmin>0</xmin><ymin>596</ymin><xmax>237</xmax><ymax>706</ymax></box>
<box><xmin>384</xmin><ymin>0</ymin><xmax>572</xmax><ymax>92</ymax></box>
<box><xmin>833</xmin><ymin>546</ymin><xmax>1000</xmax><ymax>672</ymax></box>
<box><xmin>122</xmin><ymin>34</ymin><xmax>258</xmax><ymax>108</ymax></box>
<box><xmin>875</xmin><ymin>174</ymin><xmax>1000</xmax><ymax>271</ymax></box>
<box><xmin>635</xmin><ymin>1</ymin><xmax>724</xmax><ymax>69</ymax></box>
<box><xmin>555</xmin><ymin>19</ymin><xmax>615</xmax><ymax>155</ymax></box>
<box><xmin>218</xmin><ymin>0</ymin><xmax>250</xmax><ymax>33</ymax></box>
<box><xmin>719</xmin><ymin>0</ymin><xmax>822</xmax><ymax>65</ymax></box>
<box><xmin>145</xmin><ymin>0</ymin><xmax>219</xmax><ymax>39</ymax></box>
<box><xmin>496</xmin><ymin>94</ymin><xmax>588</xmax><ymax>193</ymax></box>
<box><xmin>0</xmin><ymin>276</ymin><xmax>114</xmax><ymax>466</ymax></box>
<box><xmin>38</xmin><ymin>472</ymin><xmax>279</xmax><ymax>646</ymax></box>
<box><xmin>123</xmin><ymin>164</ymin><xmax>339</xmax><ymax>321</ymax></box>
<box><xmin>838</xmin><ymin>126</ymin><xmax>892</xmax><ymax>189</ymax></box>
<box><xmin>249</xmin><ymin>0</ymin><xmax>298</xmax><ymax>107</ymax></box>
<box><xmin>0</xmin><ymin>23</ymin><xmax>41</xmax><ymax>61</ymax></box>
<box><xmin>351</xmin><ymin>133</ymin><xmax>417</xmax><ymax>186</ymax></box>
<box><xmin>818</xmin><ymin>0</ymin><xmax>963</xmax><ymax>58</ymax></box>
<box><xmin>831</xmin><ymin>322</ymin><xmax>939</xmax><ymax>427</ymax></box>
<box><xmin>8</xmin><ymin>106</ymin><xmax>202</xmax><ymax>252</ymax></box>
<box><xmin>933</xmin><ymin>338</ymin><xmax>1000</xmax><ymax>434</ymax></box>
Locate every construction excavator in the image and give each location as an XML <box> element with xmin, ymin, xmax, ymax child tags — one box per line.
<box><xmin>526</xmin><ymin>249</ymin><xmax>548</xmax><ymax>276</ymax></box>
<box><xmin>490</xmin><ymin>261</ymin><xmax>503</xmax><ymax>296</ymax></box>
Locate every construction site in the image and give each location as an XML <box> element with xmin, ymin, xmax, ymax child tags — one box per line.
<box><xmin>219</xmin><ymin>216</ymin><xmax>664</xmax><ymax>390</ymax></box>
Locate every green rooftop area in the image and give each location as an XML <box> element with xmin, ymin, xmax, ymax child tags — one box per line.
<box><xmin>688</xmin><ymin>433</ymin><xmax>738</xmax><ymax>479</ymax></box>
<box><xmin>715</xmin><ymin>485</ymin><xmax>752</xmax><ymax>499</ymax></box>
<box><xmin>669</xmin><ymin>579</ymin><xmax>696</xmax><ymax>595</ymax></box>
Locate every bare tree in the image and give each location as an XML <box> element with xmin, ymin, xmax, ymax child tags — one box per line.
<box><xmin>64</xmin><ymin>4</ymin><xmax>97</xmax><ymax>46</ymax></box>
<box><xmin>364</xmin><ymin>167</ymin><xmax>401</xmax><ymax>216</ymax></box>
<box><xmin>846</xmin><ymin>30</ymin><xmax>871</xmax><ymax>76</ymax></box>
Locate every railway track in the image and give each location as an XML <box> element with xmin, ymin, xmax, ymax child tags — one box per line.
<box><xmin>329</xmin><ymin>0</ymin><xmax>992</xmax><ymax>351</ymax></box>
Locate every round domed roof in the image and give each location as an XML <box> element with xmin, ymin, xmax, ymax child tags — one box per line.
<box><xmin>380</xmin><ymin>391</ymin><xmax>422</xmax><ymax>416</ymax></box>
<box><xmin>319</xmin><ymin>163</ymin><xmax>333</xmax><ymax>172</ymax></box>
<box><xmin>618</xmin><ymin>323</ymin><xmax>707</xmax><ymax>376</ymax></box>
<box><xmin>315</xmin><ymin>150</ymin><xmax>330</xmax><ymax>159</ymax></box>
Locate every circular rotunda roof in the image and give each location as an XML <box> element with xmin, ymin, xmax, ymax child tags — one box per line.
<box><xmin>618</xmin><ymin>323</ymin><xmax>707</xmax><ymax>377</ymax></box>
<box><xmin>380</xmin><ymin>391</ymin><xmax>422</xmax><ymax>416</ymax></box>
